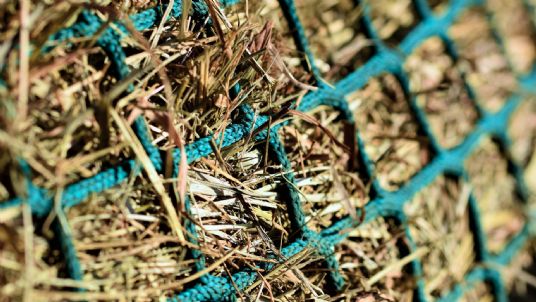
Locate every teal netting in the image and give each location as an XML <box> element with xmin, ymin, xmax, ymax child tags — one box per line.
<box><xmin>1</xmin><ymin>0</ymin><xmax>536</xmax><ymax>301</ymax></box>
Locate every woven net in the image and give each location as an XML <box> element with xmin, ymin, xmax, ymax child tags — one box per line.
<box><xmin>1</xmin><ymin>0</ymin><xmax>536</xmax><ymax>301</ymax></box>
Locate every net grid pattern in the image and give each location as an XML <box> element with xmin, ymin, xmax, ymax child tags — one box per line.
<box><xmin>1</xmin><ymin>0</ymin><xmax>536</xmax><ymax>301</ymax></box>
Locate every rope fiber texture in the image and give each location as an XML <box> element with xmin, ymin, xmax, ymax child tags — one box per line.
<box><xmin>2</xmin><ymin>0</ymin><xmax>536</xmax><ymax>301</ymax></box>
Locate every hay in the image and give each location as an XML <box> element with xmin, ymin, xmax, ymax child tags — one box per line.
<box><xmin>227</xmin><ymin>0</ymin><xmax>315</xmax><ymax>96</ymax></box>
<box><xmin>458</xmin><ymin>282</ymin><xmax>495</xmax><ymax>302</ymax></box>
<box><xmin>449</xmin><ymin>8</ymin><xmax>517</xmax><ymax>112</ymax></box>
<box><xmin>501</xmin><ymin>244</ymin><xmax>536</xmax><ymax>298</ymax></box>
<box><xmin>66</xmin><ymin>178</ymin><xmax>192</xmax><ymax>299</ymax></box>
<box><xmin>1</xmin><ymin>0</ymin><xmax>535</xmax><ymax>301</ymax></box>
<box><xmin>367</xmin><ymin>0</ymin><xmax>419</xmax><ymax>47</ymax></box>
<box><xmin>332</xmin><ymin>218</ymin><xmax>415</xmax><ymax>302</ymax></box>
<box><xmin>405</xmin><ymin>175</ymin><xmax>474</xmax><ymax>299</ymax></box>
<box><xmin>0</xmin><ymin>0</ymin><xmax>309</xmax><ymax>299</ymax></box>
<box><xmin>465</xmin><ymin>137</ymin><xmax>525</xmax><ymax>254</ymax></box>
<box><xmin>347</xmin><ymin>73</ymin><xmax>431</xmax><ymax>191</ymax></box>
<box><xmin>508</xmin><ymin>99</ymin><xmax>536</xmax><ymax>192</ymax></box>
<box><xmin>487</xmin><ymin>0</ymin><xmax>536</xmax><ymax>75</ymax></box>
<box><xmin>405</xmin><ymin>37</ymin><xmax>479</xmax><ymax>149</ymax></box>
<box><xmin>426</xmin><ymin>0</ymin><xmax>449</xmax><ymax>14</ymax></box>
<box><xmin>280</xmin><ymin>105</ymin><xmax>367</xmax><ymax>232</ymax></box>
<box><xmin>0</xmin><ymin>208</ymin><xmax>63</xmax><ymax>301</ymax></box>
<box><xmin>295</xmin><ymin>0</ymin><xmax>373</xmax><ymax>82</ymax></box>
<box><xmin>255</xmin><ymin>217</ymin><xmax>414</xmax><ymax>301</ymax></box>
<box><xmin>187</xmin><ymin>147</ymin><xmax>291</xmax><ymax>278</ymax></box>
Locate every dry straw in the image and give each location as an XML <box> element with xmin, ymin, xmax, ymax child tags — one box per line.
<box><xmin>458</xmin><ymin>282</ymin><xmax>495</xmax><ymax>302</ymax></box>
<box><xmin>1</xmin><ymin>0</ymin><xmax>536</xmax><ymax>301</ymax></box>
<box><xmin>466</xmin><ymin>137</ymin><xmax>525</xmax><ymax>254</ymax></box>
<box><xmin>405</xmin><ymin>176</ymin><xmax>475</xmax><ymax>299</ymax></box>
<box><xmin>405</xmin><ymin>37</ymin><xmax>478</xmax><ymax>149</ymax></box>
<box><xmin>347</xmin><ymin>73</ymin><xmax>431</xmax><ymax>191</ymax></box>
<box><xmin>294</xmin><ymin>0</ymin><xmax>373</xmax><ymax>82</ymax></box>
<box><xmin>449</xmin><ymin>7</ymin><xmax>517</xmax><ymax>112</ymax></box>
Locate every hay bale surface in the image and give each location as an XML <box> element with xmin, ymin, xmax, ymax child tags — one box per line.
<box><xmin>1</xmin><ymin>0</ymin><xmax>536</xmax><ymax>301</ymax></box>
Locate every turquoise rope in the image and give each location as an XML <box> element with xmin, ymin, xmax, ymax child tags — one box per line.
<box><xmin>1</xmin><ymin>0</ymin><xmax>536</xmax><ymax>301</ymax></box>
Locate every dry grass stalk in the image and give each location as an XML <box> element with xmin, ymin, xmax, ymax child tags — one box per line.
<box><xmin>465</xmin><ymin>137</ymin><xmax>525</xmax><ymax>254</ymax></box>
<box><xmin>347</xmin><ymin>73</ymin><xmax>431</xmax><ymax>191</ymax></box>
<box><xmin>405</xmin><ymin>175</ymin><xmax>475</xmax><ymax>299</ymax></box>
<box><xmin>405</xmin><ymin>37</ymin><xmax>479</xmax><ymax>149</ymax></box>
<box><xmin>449</xmin><ymin>8</ymin><xmax>517</xmax><ymax>112</ymax></box>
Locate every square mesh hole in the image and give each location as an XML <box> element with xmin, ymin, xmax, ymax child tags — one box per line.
<box><xmin>250</xmin><ymin>246</ymin><xmax>330</xmax><ymax>301</ymax></box>
<box><xmin>405</xmin><ymin>37</ymin><xmax>479</xmax><ymax>149</ymax></box>
<box><xmin>404</xmin><ymin>175</ymin><xmax>475</xmax><ymax>299</ymax></box>
<box><xmin>459</xmin><ymin>282</ymin><xmax>496</xmax><ymax>302</ymax></box>
<box><xmin>346</xmin><ymin>73</ymin><xmax>432</xmax><ymax>191</ymax></box>
<box><xmin>3</xmin><ymin>61</ymin><xmax>132</xmax><ymax>190</ymax></box>
<box><xmin>295</xmin><ymin>0</ymin><xmax>375</xmax><ymax>82</ymax></box>
<box><xmin>279</xmin><ymin>106</ymin><xmax>368</xmax><ymax>232</ymax></box>
<box><xmin>3</xmin><ymin>68</ymin><xmax>88</xmax><ymax>200</ymax></box>
<box><xmin>449</xmin><ymin>8</ymin><xmax>517</xmax><ymax>112</ymax></box>
<box><xmin>255</xmin><ymin>217</ymin><xmax>414</xmax><ymax>301</ymax></box>
<box><xmin>465</xmin><ymin>137</ymin><xmax>525</xmax><ymax>254</ymax></box>
<box><xmin>67</xmin><ymin>180</ymin><xmax>194</xmax><ymax>296</ymax></box>
<box><xmin>188</xmin><ymin>145</ymin><xmax>293</xmax><ymax>276</ymax></box>
<box><xmin>487</xmin><ymin>0</ymin><xmax>536</xmax><ymax>74</ymax></box>
<box><xmin>366</xmin><ymin>0</ymin><xmax>421</xmax><ymax>48</ymax></box>
<box><xmin>335</xmin><ymin>217</ymin><xmax>415</xmax><ymax>301</ymax></box>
